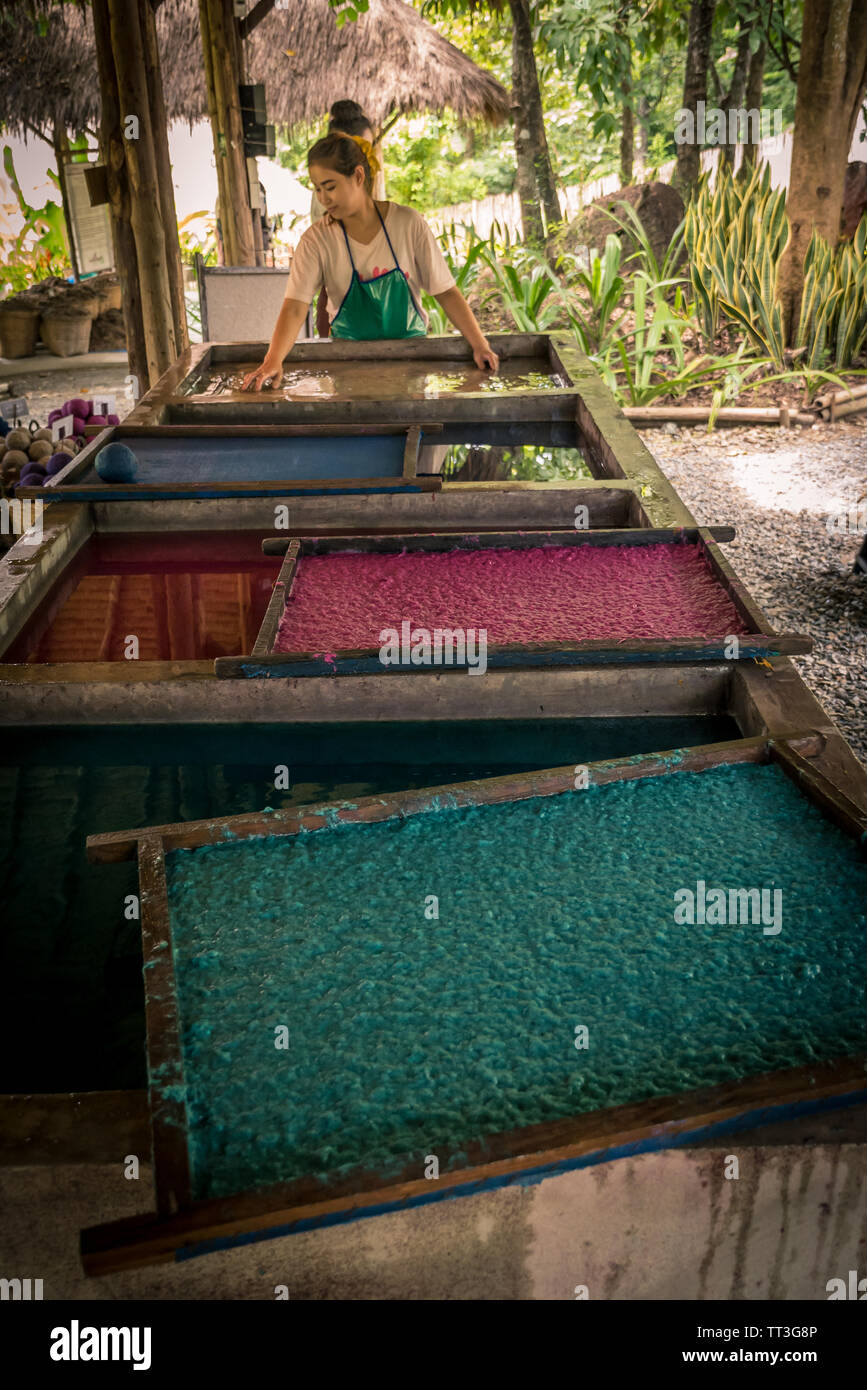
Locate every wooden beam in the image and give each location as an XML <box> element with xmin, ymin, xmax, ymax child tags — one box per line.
<box><xmin>91</xmin><ymin>0</ymin><xmax>150</xmax><ymax>391</ymax></box>
<box><xmin>199</xmin><ymin>0</ymin><xmax>256</xmax><ymax>266</ymax></box>
<box><xmin>87</xmin><ymin>735</ymin><xmax>822</xmax><ymax>861</ymax></box>
<box><xmin>107</xmin><ymin>0</ymin><xmax>178</xmax><ymax>382</ymax></box>
<box><xmin>239</xmin><ymin>0</ymin><xmax>275</xmax><ymax>39</ymax></box>
<box><xmin>142</xmin><ymin>0</ymin><xmax>189</xmax><ymax>354</ymax></box>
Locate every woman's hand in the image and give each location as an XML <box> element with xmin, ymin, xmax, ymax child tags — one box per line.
<box><xmin>241</xmin><ymin>357</ymin><xmax>284</xmax><ymax>392</ymax></box>
<box><xmin>473</xmin><ymin>341</ymin><xmax>499</xmax><ymax>372</ymax></box>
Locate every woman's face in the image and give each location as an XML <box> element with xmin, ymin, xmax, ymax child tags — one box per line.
<box><xmin>310</xmin><ymin>162</ymin><xmax>366</xmax><ymax>219</ymax></box>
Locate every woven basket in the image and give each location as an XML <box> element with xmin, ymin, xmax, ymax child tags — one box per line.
<box><xmin>40</xmin><ymin>307</ymin><xmax>92</xmax><ymax>357</ymax></box>
<box><xmin>0</xmin><ymin>303</ymin><xmax>40</xmax><ymax>358</ymax></box>
<box><xmin>68</xmin><ymin>287</ymin><xmax>101</xmax><ymax>320</ymax></box>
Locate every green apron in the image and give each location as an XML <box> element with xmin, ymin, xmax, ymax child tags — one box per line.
<box><xmin>330</xmin><ymin>205</ymin><xmax>427</xmax><ymax>341</ymax></box>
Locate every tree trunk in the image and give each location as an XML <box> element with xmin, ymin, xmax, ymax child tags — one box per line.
<box><xmin>673</xmin><ymin>0</ymin><xmax>717</xmax><ymax>201</ymax></box>
<box><xmin>52</xmin><ymin>125</ymin><xmax>80</xmax><ymax>282</ymax></box>
<box><xmin>635</xmin><ymin>91</ymin><xmax>650</xmax><ymax>180</ymax></box>
<box><xmin>511</xmin><ymin>30</ymin><xmax>545</xmax><ymax>244</ymax></box>
<box><xmin>199</xmin><ymin>0</ymin><xmax>256</xmax><ymax>266</ymax></box>
<box><xmin>509</xmin><ymin>0</ymin><xmax>560</xmax><ymax>235</ymax></box>
<box><xmin>91</xmin><ymin>0</ymin><xmax>149</xmax><ymax>392</ymax></box>
<box><xmin>718</xmin><ymin>25</ymin><xmax>752</xmax><ymax>170</ymax></box>
<box><xmin>108</xmin><ymin>0</ymin><xmax>178</xmax><ymax>383</ymax></box>
<box><xmin>620</xmin><ymin>91</ymin><xmax>634</xmax><ymax>186</ymax></box>
<box><xmin>142</xmin><ymin>0</ymin><xmax>189</xmax><ymax>352</ymax></box>
<box><xmin>740</xmin><ymin>37</ymin><xmax>766</xmax><ymax>172</ymax></box>
<box><xmin>778</xmin><ymin>0</ymin><xmax>867</xmax><ymax>342</ymax></box>
<box><xmin>619</xmin><ymin>30</ymin><xmax>634</xmax><ymax>186</ymax></box>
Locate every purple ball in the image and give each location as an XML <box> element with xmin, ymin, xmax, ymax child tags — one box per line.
<box><xmin>70</xmin><ymin>416</ymin><xmax>86</xmax><ymax>436</ymax></box>
<box><xmin>63</xmin><ymin>398</ymin><xmax>91</xmax><ymax>419</ymax></box>
<box><xmin>89</xmin><ymin>414</ymin><xmax>108</xmax><ymax>427</ymax></box>
<box><xmin>47</xmin><ymin>407</ymin><xmax>63</xmax><ymax>425</ymax></box>
<box><xmin>17</xmin><ymin>472</ymin><xmax>44</xmax><ymax>490</ymax></box>
<box><xmin>106</xmin><ymin>414</ymin><xmax>120</xmax><ymax>427</ymax></box>
<box><xmin>20</xmin><ymin>461</ymin><xmax>46</xmax><ymax>477</ymax></box>
<box><xmin>46</xmin><ymin>453</ymin><xmax>70</xmax><ymax>475</ymax></box>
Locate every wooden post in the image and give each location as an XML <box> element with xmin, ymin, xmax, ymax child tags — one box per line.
<box><xmin>52</xmin><ymin>125</ymin><xmax>80</xmax><ymax>283</ymax></box>
<box><xmin>142</xmin><ymin>0</ymin><xmax>189</xmax><ymax>353</ymax></box>
<box><xmin>91</xmin><ymin>0</ymin><xmax>149</xmax><ymax>392</ymax></box>
<box><xmin>108</xmin><ymin>0</ymin><xmax>179</xmax><ymax>383</ymax></box>
<box><xmin>198</xmin><ymin>0</ymin><xmax>256</xmax><ymax>267</ymax></box>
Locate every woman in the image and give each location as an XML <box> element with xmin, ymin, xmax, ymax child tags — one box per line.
<box><xmin>311</xmin><ymin>101</ymin><xmax>385</xmax><ymax>335</ymax></box>
<box><xmin>242</xmin><ymin>131</ymin><xmax>498</xmax><ymax>399</ymax></box>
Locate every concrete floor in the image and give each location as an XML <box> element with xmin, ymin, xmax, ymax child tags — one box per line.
<box><xmin>2</xmin><ymin>1137</ymin><xmax>865</xmax><ymax>1300</ymax></box>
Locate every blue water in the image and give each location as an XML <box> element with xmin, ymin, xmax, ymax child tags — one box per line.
<box><xmin>0</xmin><ymin>716</ymin><xmax>732</xmax><ymax>1090</ymax></box>
<box><xmin>76</xmin><ymin>434</ymin><xmax>406</xmax><ymax>484</ymax></box>
<box><xmin>164</xmin><ymin>761</ymin><xmax>867</xmax><ymax>1201</ymax></box>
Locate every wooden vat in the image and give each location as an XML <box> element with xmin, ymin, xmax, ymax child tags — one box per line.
<box><xmin>79</xmin><ymin>736</ymin><xmax>867</xmax><ymax>1273</ymax></box>
<box><xmin>214</xmin><ymin>528</ymin><xmax>811</xmax><ymax>678</ymax></box>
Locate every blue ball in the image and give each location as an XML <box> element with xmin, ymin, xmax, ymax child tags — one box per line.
<box><xmin>95</xmin><ymin>442</ymin><xmax>138</xmax><ymax>483</ymax></box>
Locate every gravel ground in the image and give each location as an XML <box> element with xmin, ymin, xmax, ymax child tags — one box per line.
<box><xmin>640</xmin><ymin>417</ymin><xmax>867</xmax><ymax>764</ymax></box>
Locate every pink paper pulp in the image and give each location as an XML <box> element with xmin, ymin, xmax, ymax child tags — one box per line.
<box><xmin>274</xmin><ymin>544</ymin><xmax>750</xmax><ymax>651</ymax></box>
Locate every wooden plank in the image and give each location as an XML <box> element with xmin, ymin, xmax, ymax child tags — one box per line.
<box><xmin>202</xmin><ymin>333</ymin><xmax>549</xmax><ymax>364</ymax></box>
<box><xmin>403</xmin><ymin>425</ymin><xmax>421</xmax><ymax>480</ymax></box>
<box><xmin>261</xmin><ymin>527</ymin><xmax>737</xmax><ymax>558</ymax></box>
<box><xmin>117</xmin><ymin>422</ymin><xmax>438</xmax><ymax>439</ymax></box>
<box><xmin>137</xmin><ymin>836</ymin><xmax>193</xmax><ymax>1217</ymax></box>
<box><xmin>0</xmin><ymin>661</ymin><xmax>734</xmax><ymax>727</ymax></box>
<box><xmin>23</xmin><ymin>476</ymin><xmax>444</xmax><ymax>502</ymax></box>
<box><xmin>252</xmin><ymin>541</ymin><xmax>299</xmax><ymax>658</ymax></box>
<box><xmin>215</xmin><ymin>636</ymin><xmax>812</xmax><ymax>681</ymax></box>
<box><xmin>0</xmin><ymin>659</ymin><xmax>214</xmax><ymax>684</ymax></box>
<box><xmin>769</xmin><ymin>740</ymin><xmax>867</xmax><ymax>840</ymax></box>
<box><xmin>697</xmin><ymin>527</ymin><xmax>784</xmax><ymax>637</ymax></box>
<box><xmin>86</xmin><ymin>734</ymin><xmax>822</xmax><ymax>862</ymax></box>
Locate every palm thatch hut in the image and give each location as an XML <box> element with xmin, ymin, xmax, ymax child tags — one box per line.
<box><xmin>0</xmin><ymin>0</ymin><xmax>509</xmax><ymax>139</ymax></box>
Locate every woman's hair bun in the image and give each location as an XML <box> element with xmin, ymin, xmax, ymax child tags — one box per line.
<box><xmin>328</xmin><ymin>100</ymin><xmax>372</xmax><ymax>136</ymax></box>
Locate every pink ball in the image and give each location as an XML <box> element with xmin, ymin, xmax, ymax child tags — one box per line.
<box><xmin>70</xmin><ymin>417</ymin><xmax>86</xmax><ymax>436</ymax></box>
<box><xmin>63</xmin><ymin>398</ymin><xmax>91</xmax><ymax>419</ymax></box>
<box><xmin>47</xmin><ymin>408</ymin><xmax>63</xmax><ymax>425</ymax></box>
<box><xmin>89</xmin><ymin>415</ymin><xmax>108</xmax><ymax>427</ymax></box>
<box><xmin>106</xmin><ymin>414</ymin><xmax>120</xmax><ymax>426</ymax></box>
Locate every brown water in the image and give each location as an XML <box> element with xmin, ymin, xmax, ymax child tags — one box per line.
<box><xmin>178</xmin><ymin>358</ymin><xmax>567</xmax><ymax>400</ymax></box>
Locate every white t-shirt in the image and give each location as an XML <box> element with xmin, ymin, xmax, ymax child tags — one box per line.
<box><xmin>284</xmin><ymin>202</ymin><xmax>456</xmax><ymax>327</ymax></box>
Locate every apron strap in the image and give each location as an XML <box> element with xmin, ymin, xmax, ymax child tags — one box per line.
<box><xmin>339</xmin><ymin>221</ymin><xmax>358</xmax><ymax>275</ymax></box>
<box><xmin>375</xmin><ymin>205</ymin><xmax>401</xmax><ymax>272</ymax></box>
<box><xmin>339</xmin><ymin>206</ymin><xmax>399</xmax><ymax>275</ymax></box>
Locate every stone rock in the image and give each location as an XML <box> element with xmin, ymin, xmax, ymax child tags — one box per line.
<box><xmin>557</xmin><ymin>181</ymin><xmax>685</xmax><ymax>268</ymax></box>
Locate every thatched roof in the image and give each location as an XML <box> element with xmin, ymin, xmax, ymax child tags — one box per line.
<box><xmin>0</xmin><ymin>0</ymin><xmax>509</xmax><ymax>138</ymax></box>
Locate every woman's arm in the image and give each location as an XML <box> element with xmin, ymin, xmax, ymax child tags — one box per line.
<box><xmin>241</xmin><ymin>299</ymin><xmax>310</xmax><ymax>391</ymax></box>
<box><xmin>433</xmin><ymin>288</ymin><xmax>499</xmax><ymax>370</ymax></box>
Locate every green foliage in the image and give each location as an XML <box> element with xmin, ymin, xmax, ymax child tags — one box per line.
<box><xmin>685</xmin><ymin>164</ymin><xmax>867</xmax><ymax>371</ymax></box>
<box><xmin>0</xmin><ymin>146</ymin><xmax>70</xmax><ymax>298</ymax></box>
<box><xmin>177</xmin><ymin>211</ymin><xmax>218</xmax><ymax>268</ymax></box>
<box><xmin>796</xmin><ymin>215</ymin><xmax>867</xmax><ymax>370</ymax></box>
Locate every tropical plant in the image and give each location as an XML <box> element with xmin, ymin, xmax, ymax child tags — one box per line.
<box><xmin>796</xmin><ymin>214</ymin><xmax>867</xmax><ymax>370</ymax></box>
<box><xmin>684</xmin><ymin>162</ymin><xmax>788</xmax><ymax>364</ymax></box>
<box><xmin>0</xmin><ymin>147</ymin><xmax>70</xmax><ymax>298</ymax></box>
